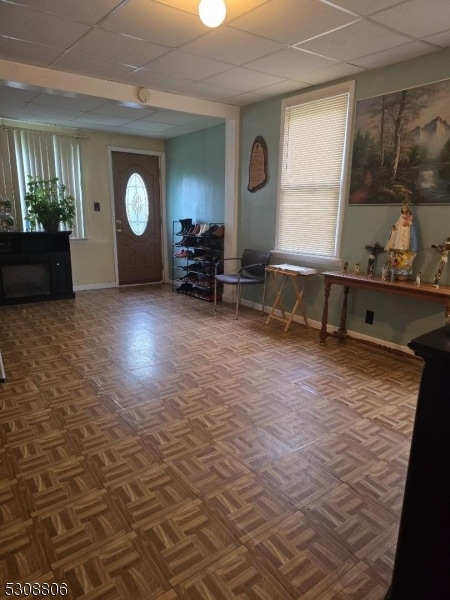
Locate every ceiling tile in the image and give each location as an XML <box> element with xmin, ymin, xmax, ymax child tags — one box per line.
<box><xmin>0</xmin><ymin>85</ymin><xmax>40</xmax><ymax>102</ymax></box>
<box><xmin>89</xmin><ymin>102</ymin><xmax>155</xmax><ymax>119</ymax></box>
<box><xmin>0</xmin><ymin>36</ymin><xmax>61</xmax><ymax>67</ymax></box>
<box><xmin>351</xmin><ymin>41</ymin><xmax>438</xmax><ymax>69</ymax></box>
<box><xmin>322</xmin><ymin>0</ymin><xmax>406</xmax><ymax>17</ymax></box>
<box><xmin>226</xmin><ymin>91</ymin><xmax>269</xmax><ymax>106</ymax></box>
<box><xmin>153</xmin><ymin>0</ymin><xmax>269</xmax><ymax>21</ymax></box>
<box><xmin>143</xmin><ymin>51</ymin><xmax>232</xmax><ymax>80</ymax></box>
<box><xmin>69</xmin><ymin>30</ymin><xmax>168</xmax><ymax>67</ymax></box>
<box><xmin>301</xmin><ymin>62</ymin><xmax>366</xmax><ymax>85</ymax></box>
<box><xmin>371</xmin><ymin>0</ymin><xmax>450</xmax><ymax>38</ymax></box>
<box><xmin>0</xmin><ymin>0</ymin><xmax>448</xmax><ymax>134</ymax></box>
<box><xmin>204</xmin><ymin>67</ymin><xmax>287</xmax><ymax>92</ymax></box>
<box><xmin>17</xmin><ymin>104</ymin><xmax>84</xmax><ymax>120</ymax></box>
<box><xmin>423</xmin><ymin>31</ymin><xmax>450</xmax><ymax>47</ymax></box>
<box><xmin>52</xmin><ymin>53</ymin><xmax>135</xmax><ymax>80</ymax></box>
<box><xmin>176</xmin><ymin>81</ymin><xmax>239</xmax><ymax>101</ymax></box>
<box><xmin>33</xmin><ymin>92</ymin><xmax>106</xmax><ymax>111</ymax></box>
<box><xmin>181</xmin><ymin>26</ymin><xmax>284</xmax><ymax>65</ymax></box>
<box><xmin>0</xmin><ymin>3</ymin><xmax>90</xmax><ymax>49</ymax></box>
<box><xmin>244</xmin><ymin>48</ymin><xmax>337</xmax><ymax>80</ymax></box>
<box><xmin>297</xmin><ymin>20</ymin><xmax>411</xmax><ymax>62</ymax></box>
<box><xmin>101</xmin><ymin>0</ymin><xmax>205</xmax><ymax>46</ymax></box>
<box><xmin>74</xmin><ymin>113</ymin><xmax>133</xmax><ymax>126</ymax></box>
<box><xmin>4</xmin><ymin>0</ymin><xmax>125</xmax><ymax>24</ymax></box>
<box><xmin>0</xmin><ymin>100</ymin><xmax>28</xmax><ymax>117</ymax></box>
<box><xmin>141</xmin><ymin>110</ymin><xmax>201</xmax><ymax>125</ymax></box>
<box><xmin>256</xmin><ymin>80</ymin><xmax>310</xmax><ymax>96</ymax></box>
<box><xmin>230</xmin><ymin>0</ymin><xmax>358</xmax><ymax>45</ymax></box>
<box><xmin>124</xmin><ymin>119</ymin><xmax>177</xmax><ymax>132</ymax></box>
<box><xmin>121</xmin><ymin>69</ymin><xmax>195</xmax><ymax>91</ymax></box>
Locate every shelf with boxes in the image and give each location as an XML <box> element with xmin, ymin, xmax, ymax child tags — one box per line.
<box><xmin>172</xmin><ymin>219</ymin><xmax>224</xmax><ymax>302</ymax></box>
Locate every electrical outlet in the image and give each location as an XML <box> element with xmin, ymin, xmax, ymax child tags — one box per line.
<box><xmin>365</xmin><ymin>310</ymin><xmax>374</xmax><ymax>325</ymax></box>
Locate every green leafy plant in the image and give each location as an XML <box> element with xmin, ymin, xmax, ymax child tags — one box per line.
<box><xmin>24</xmin><ymin>176</ymin><xmax>75</xmax><ymax>231</ymax></box>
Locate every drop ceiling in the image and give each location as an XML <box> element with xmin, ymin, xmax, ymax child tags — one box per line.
<box><xmin>0</xmin><ymin>0</ymin><xmax>449</xmax><ymax>139</ymax></box>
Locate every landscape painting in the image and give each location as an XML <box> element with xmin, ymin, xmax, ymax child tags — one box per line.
<box><xmin>349</xmin><ymin>79</ymin><xmax>450</xmax><ymax>204</ymax></box>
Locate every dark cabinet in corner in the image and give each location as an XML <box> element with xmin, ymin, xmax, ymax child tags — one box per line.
<box><xmin>0</xmin><ymin>231</ymin><xmax>75</xmax><ymax>305</ymax></box>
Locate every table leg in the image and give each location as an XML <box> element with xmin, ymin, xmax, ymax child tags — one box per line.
<box><xmin>0</xmin><ymin>351</ymin><xmax>5</xmax><ymax>383</ymax></box>
<box><xmin>266</xmin><ymin>273</ymin><xmax>288</xmax><ymax>325</ymax></box>
<box><xmin>293</xmin><ymin>277</ymin><xmax>309</xmax><ymax>327</ymax></box>
<box><xmin>337</xmin><ymin>286</ymin><xmax>350</xmax><ymax>341</ymax></box>
<box><xmin>320</xmin><ymin>282</ymin><xmax>331</xmax><ymax>343</ymax></box>
<box><xmin>283</xmin><ymin>278</ymin><xmax>307</xmax><ymax>332</ymax></box>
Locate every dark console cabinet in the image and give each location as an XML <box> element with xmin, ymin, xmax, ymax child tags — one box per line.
<box><xmin>0</xmin><ymin>231</ymin><xmax>75</xmax><ymax>305</ymax></box>
<box><xmin>385</xmin><ymin>326</ymin><xmax>450</xmax><ymax>600</ymax></box>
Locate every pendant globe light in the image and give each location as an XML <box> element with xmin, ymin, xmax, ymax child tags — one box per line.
<box><xmin>198</xmin><ymin>0</ymin><xmax>226</xmax><ymax>28</ymax></box>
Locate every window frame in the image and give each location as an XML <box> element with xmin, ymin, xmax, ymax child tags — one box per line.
<box><xmin>0</xmin><ymin>126</ymin><xmax>86</xmax><ymax>240</ymax></box>
<box><xmin>274</xmin><ymin>80</ymin><xmax>355</xmax><ymax>266</ymax></box>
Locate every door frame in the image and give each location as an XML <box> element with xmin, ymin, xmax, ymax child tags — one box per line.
<box><xmin>108</xmin><ymin>147</ymin><xmax>167</xmax><ymax>287</ymax></box>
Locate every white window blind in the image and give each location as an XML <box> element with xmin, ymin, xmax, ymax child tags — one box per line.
<box><xmin>0</xmin><ymin>128</ymin><xmax>85</xmax><ymax>239</ymax></box>
<box><xmin>276</xmin><ymin>82</ymin><xmax>354</xmax><ymax>261</ymax></box>
<box><xmin>0</xmin><ymin>129</ymin><xmax>17</xmax><ymax>203</ymax></box>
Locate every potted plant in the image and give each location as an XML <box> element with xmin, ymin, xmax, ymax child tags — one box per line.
<box><xmin>24</xmin><ymin>176</ymin><xmax>75</xmax><ymax>232</ymax></box>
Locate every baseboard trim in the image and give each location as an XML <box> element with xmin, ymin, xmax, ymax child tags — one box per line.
<box><xmin>73</xmin><ymin>283</ymin><xmax>116</xmax><ymax>291</ymax></box>
<box><xmin>240</xmin><ymin>298</ymin><xmax>415</xmax><ymax>356</ymax></box>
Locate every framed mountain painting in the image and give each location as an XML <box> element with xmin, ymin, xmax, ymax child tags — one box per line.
<box><xmin>349</xmin><ymin>78</ymin><xmax>450</xmax><ymax>204</ymax></box>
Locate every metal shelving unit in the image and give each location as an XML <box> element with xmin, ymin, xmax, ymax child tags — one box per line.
<box><xmin>172</xmin><ymin>220</ymin><xmax>224</xmax><ymax>302</ymax></box>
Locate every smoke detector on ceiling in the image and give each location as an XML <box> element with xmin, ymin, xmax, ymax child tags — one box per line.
<box><xmin>137</xmin><ymin>87</ymin><xmax>151</xmax><ymax>104</ymax></box>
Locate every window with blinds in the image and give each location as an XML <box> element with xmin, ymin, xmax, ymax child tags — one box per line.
<box><xmin>0</xmin><ymin>127</ymin><xmax>86</xmax><ymax>239</ymax></box>
<box><xmin>275</xmin><ymin>82</ymin><xmax>354</xmax><ymax>262</ymax></box>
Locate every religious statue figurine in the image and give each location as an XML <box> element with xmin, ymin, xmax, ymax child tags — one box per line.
<box><xmin>364</xmin><ymin>242</ymin><xmax>384</xmax><ymax>278</ymax></box>
<box><xmin>342</xmin><ymin>260</ymin><xmax>348</xmax><ymax>274</ymax></box>
<box><xmin>384</xmin><ymin>200</ymin><xmax>418</xmax><ymax>280</ymax></box>
<box><xmin>431</xmin><ymin>238</ymin><xmax>450</xmax><ymax>289</ymax></box>
<box><xmin>415</xmin><ymin>271</ymin><xmax>422</xmax><ymax>286</ymax></box>
<box><xmin>353</xmin><ymin>263</ymin><xmax>360</xmax><ymax>275</ymax></box>
<box><xmin>367</xmin><ymin>253</ymin><xmax>375</xmax><ymax>277</ymax></box>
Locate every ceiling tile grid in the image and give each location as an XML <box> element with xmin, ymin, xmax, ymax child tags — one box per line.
<box><xmin>0</xmin><ymin>0</ymin><xmax>448</xmax><ymax>138</ymax></box>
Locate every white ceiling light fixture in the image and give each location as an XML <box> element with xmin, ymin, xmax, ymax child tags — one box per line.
<box><xmin>198</xmin><ymin>0</ymin><xmax>226</xmax><ymax>28</ymax></box>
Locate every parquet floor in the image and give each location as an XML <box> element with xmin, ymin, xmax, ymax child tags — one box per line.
<box><xmin>0</xmin><ymin>285</ymin><xmax>422</xmax><ymax>600</ymax></box>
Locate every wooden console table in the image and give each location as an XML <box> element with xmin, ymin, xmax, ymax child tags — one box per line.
<box><xmin>320</xmin><ymin>270</ymin><xmax>450</xmax><ymax>343</ymax></box>
<box><xmin>265</xmin><ymin>264</ymin><xmax>318</xmax><ymax>332</ymax></box>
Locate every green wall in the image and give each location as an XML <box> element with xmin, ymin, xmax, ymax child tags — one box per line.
<box><xmin>239</xmin><ymin>47</ymin><xmax>450</xmax><ymax>348</ymax></box>
<box><xmin>165</xmin><ymin>124</ymin><xmax>225</xmax><ymax>255</ymax></box>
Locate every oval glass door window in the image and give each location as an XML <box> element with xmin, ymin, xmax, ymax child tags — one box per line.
<box><xmin>125</xmin><ymin>173</ymin><xmax>149</xmax><ymax>235</ymax></box>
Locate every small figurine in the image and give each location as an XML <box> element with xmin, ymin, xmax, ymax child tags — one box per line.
<box><xmin>367</xmin><ymin>252</ymin><xmax>375</xmax><ymax>277</ymax></box>
<box><xmin>342</xmin><ymin>260</ymin><xmax>348</xmax><ymax>274</ymax></box>
<box><xmin>364</xmin><ymin>242</ymin><xmax>385</xmax><ymax>277</ymax></box>
<box><xmin>381</xmin><ymin>263</ymin><xmax>390</xmax><ymax>281</ymax></box>
<box><xmin>415</xmin><ymin>271</ymin><xmax>422</xmax><ymax>286</ymax></box>
<box><xmin>431</xmin><ymin>238</ymin><xmax>450</xmax><ymax>289</ymax></box>
<box><xmin>353</xmin><ymin>263</ymin><xmax>360</xmax><ymax>275</ymax></box>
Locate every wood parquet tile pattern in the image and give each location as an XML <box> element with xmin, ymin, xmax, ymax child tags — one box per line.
<box><xmin>0</xmin><ymin>285</ymin><xmax>422</xmax><ymax>599</ymax></box>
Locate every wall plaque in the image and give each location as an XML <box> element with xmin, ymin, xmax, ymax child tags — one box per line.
<box><xmin>248</xmin><ymin>135</ymin><xmax>268</xmax><ymax>193</ymax></box>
